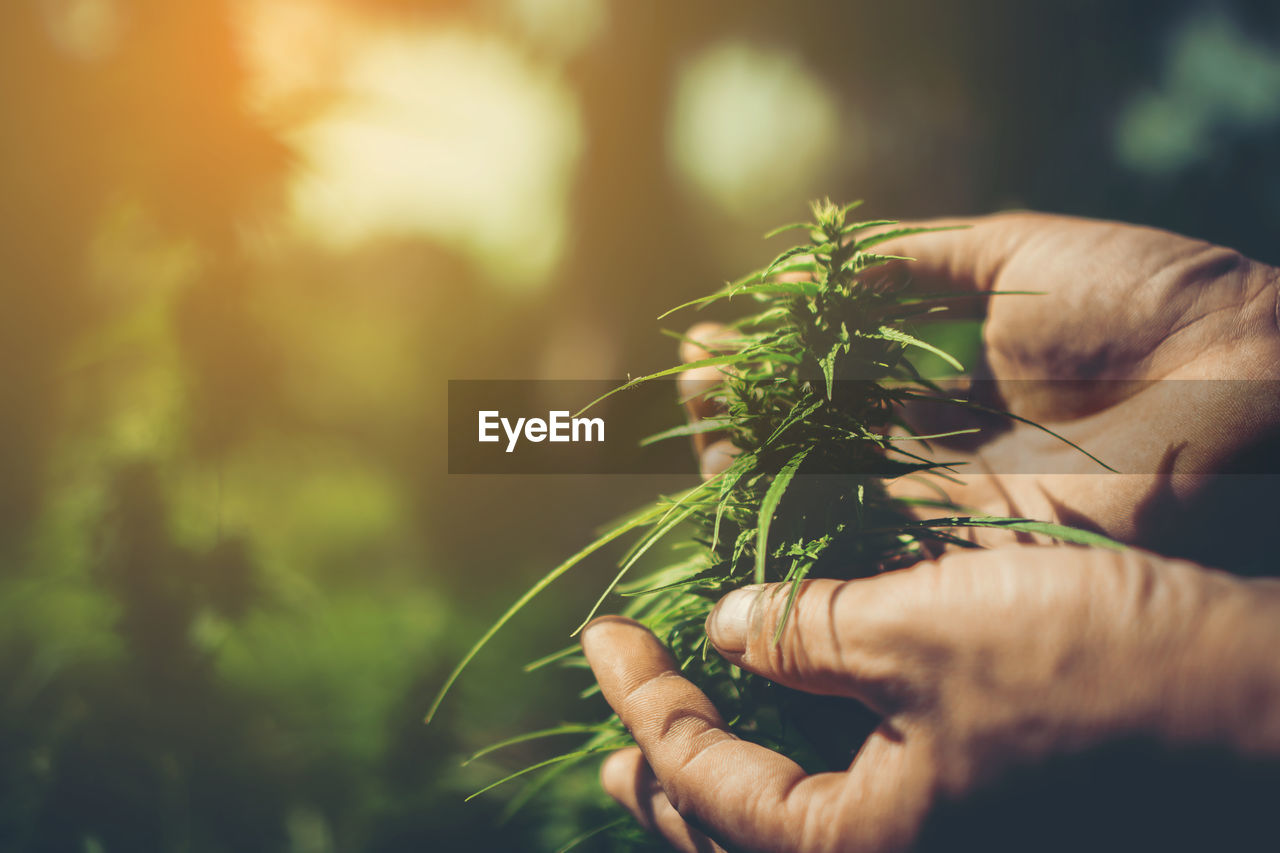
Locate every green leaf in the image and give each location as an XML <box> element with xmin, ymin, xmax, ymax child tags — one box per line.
<box><xmin>640</xmin><ymin>418</ymin><xmax>731</xmax><ymax>447</ymax></box>
<box><xmin>763</xmin><ymin>397</ymin><xmax>824</xmax><ymax>448</ymax></box>
<box><xmin>522</xmin><ymin>644</ymin><xmax>579</xmax><ymax>672</ymax></box>
<box><xmin>872</xmin><ymin>516</ymin><xmax>1125</xmax><ymax>549</ymax></box>
<box><xmin>772</xmin><ymin>560</ymin><xmax>812</xmax><ymax>644</ymax></box>
<box><xmin>755</xmin><ymin>447</ymin><xmax>811</xmax><ymax>584</ymax></box>
<box><xmin>732</xmin><ymin>259</ymin><xmax>821</xmax><ymax>287</ymax></box>
<box><xmin>497</xmin><ymin>747</ymin><xmax>598</xmax><ymax>822</ymax></box>
<box><xmin>900</xmin><ymin>392</ymin><xmax>1117</xmax><ymax>472</ymax></box>
<box><xmin>852</xmin><ymin>224</ymin><xmax>969</xmax><ymax>252</ymax></box>
<box><xmin>465</xmin><ymin>745</ymin><xmax>624</xmax><ymax>801</ymax></box>
<box><xmin>883</xmin><ymin>427</ymin><xmax>981</xmax><ymax>442</ymax></box>
<box><xmin>463</xmin><ymin>723</ymin><xmax>610</xmax><ymax>765</ymax></box>
<box><xmin>817</xmin><ymin>339</ymin><xmax>845</xmax><ymax>399</ymax></box>
<box><xmin>963</xmin><ymin>517</ymin><xmax>1124</xmax><ymax>548</ymax></box>
<box><xmin>763</xmin><ymin>221</ymin><xmax>816</xmax><ymax>239</ymax></box>
<box><xmin>656</xmin><ymin>279</ymin><xmax>820</xmax><ymax>320</ymax></box>
<box><xmin>848</xmin><ymin>253</ymin><xmax>913</xmax><ymax>272</ymax></box>
<box><xmin>892</xmin><ymin>289</ymin><xmax>1044</xmax><ymax>305</ymax></box>
<box><xmin>839</xmin><ymin>218</ymin><xmax>897</xmax><ymax>235</ymax></box>
<box><xmin>555</xmin><ymin>817</ymin><xmax>630</xmax><ymax>853</ymax></box>
<box><xmin>712</xmin><ymin>454</ymin><xmax>753</xmax><ymax>552</ymax></box>
<box><xmin>765</xmin><ymin>244</ymin><xmax>821</xmax><ymax>278</ymax></box>
<box><xmin>875</xmin><ymin>325</ymin><xmax>964</xmax><ymax>371</ymax></box>
<box><xmin>838</xmin><ymin>199</ymin><xmax>865</xmax><ymax>217</ymax></box>
<box><xmin>424</xmin><ymin>501</ymin><xmax>671</xmax><ymax>723</ymax></box>
<box><xmin>620</xmin><ymin>573</ymin><xmax>713</xmax><ymax>597</ymax></box>
<box><xmin>573</xmin><ymin>352</ymin><xmax>759</xmax><ymax>417</ymax></box>
<box><xmin>572</xmin><ymin>486</ymin><xmax>710</xmax><ymax>635</ymax></box>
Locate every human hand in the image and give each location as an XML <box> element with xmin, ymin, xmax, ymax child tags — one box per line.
<box><xmin>680</xmin><ymin>213</ymin><xmax>1280</xmax><ymax>566</ymax></box>
<box><xmin>583</xmin><ymin>545</ymin><xmax>1280</xmax><ymax>852</ymax></box>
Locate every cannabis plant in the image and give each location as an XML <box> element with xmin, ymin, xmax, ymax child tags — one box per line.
<box><xmin>429</xmin><ymin>200</ymin><xmax>1114</xmax><ymax>851</ymax></box>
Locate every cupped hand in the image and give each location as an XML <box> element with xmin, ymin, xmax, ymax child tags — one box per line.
<box><xmin>583</xmin><ymin>545</ymin><xmax>1280</xmax><ymax>852</ymax></box>
<box><xmin>680</xmin><ymin>213</ymin><xmax>1280</xmax><ymax>565</ymax></box>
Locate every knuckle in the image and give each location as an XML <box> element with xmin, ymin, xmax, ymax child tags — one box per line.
<box><xmin>755</xmin><ymin>580</ymin><xmax>850</xmax><ymax>684</ymax></box>
<box><xmin>620</xmin><ymin>669</ymin><xmax>683</xmax><ymax>721</ymax></box>
<box><xmin>663</xmin><ymin>735</ymin><xmax>730</xmax><ymax>815</ymax></box>
<box><xmin>751</xmin><ymin>584</ymin><xmax>804</xmax><ymax>673</ymax></box>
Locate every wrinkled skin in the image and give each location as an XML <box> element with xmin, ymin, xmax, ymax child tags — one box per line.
<box><xmin>584</xmin><ymin>214</ymin><xmax>1280</xmax><ymax>851</ymax></box>
<box><xmin>584</xmin><ymin>548</ymin><xmax>1280</xmax><ymax>852</ymax></box>
<box><xmin>682</xmin><ymin>213</ymin><xmax>1280</xmax><ymax>568</ymax></box>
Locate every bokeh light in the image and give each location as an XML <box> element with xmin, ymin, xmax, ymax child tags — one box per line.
<box><xmin>1115</xmin><ymin>8</ymin><xmax>1280</xmax><ymax>175</ymax></box>
<box><xmin>667</xmin><ymin>41</ymin><xmax>840</xmax><ymax>220</ymax></box>
<box><xmin>286</xmin><ymin>25</ymin><xmax>582</xmax><ymax>289</ymax></box>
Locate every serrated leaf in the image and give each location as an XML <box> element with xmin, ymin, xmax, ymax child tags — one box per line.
<box><xmin>838</xmin><ymin>199</ymin><xmax>865</xmax><ymax>217</ymax></box>
<box><xmin>756</xmin><ymin>447</ymin><xmax>811</xmax><ymax>584</ymax></box>
<box><xmin>763</xmin><ymin>221</ymin><xmax>816</xmax><ymax>239</ymax></box>
<box><xmin>875</xmin><ymin>325</ymin><xmax>964</xmax><ymax>371</ymax></box>
<box><xmin>900</xmin><ymin>391</ymin><xmax>1116</xmax><ymax>472</ymax></box>
<box><xmin>881</xmin><ymin>516</ymin><xmax>1124</xmax><ymax>549</ymax></box>
<box><xmin>464</xmin><ymin>723</ymin><xmax>610</xmax><ymax>765</ymax></box>
<box><xmin>852</xmin><ymin>224</ymin><xmax>969</xmax><ymax>252</ymax></box>
<box><xmin>425</xmin><ymin>498</ymin><xmax>673</xmax><ymax>723</ymax></box>
<box><xmin>839</xmin><ymin>218</ymin><xmax>898</xmax><ymax>235</ymax></box>
<box><xmin>640</xmin><ymin>418</ymin><xmax>732</xmax><ymax>447</ymax></box>
<box><xmin>762</xmin><ymin>397</ymin><xmax>824</xmax><ymax>448</ymax></box>
<box><xmin>772</xmin><ymin>560</ymin><xmax>812</xmax><ymax>644</ymax></box>
<box><xmin>847</xmin><ymin>253</ymin><xmax>913</xmax><ymax>272</ymax></box>
<box><xmin>765</xmin><ymin>244</ymin><xmax>820</xmax><ymax>278</ymax></box>
<box><xmin>572</xmin><ymin>498</ymin><xmax>703</xmax><ymax>635</ymax></box>
<box><xmin>465</xmin><ymin>745</ymin><xmax>624</xmax><ymax>802</ymax></box>
<box><xmin>657</xmin><ymin>279</ymin><xmax>820</xmax><ymax>320</ymax></box>
<box><xmin>573</xmin><ymin>352</ymin><xmax>759</xmax><ymax>417</ymax></box>
<box><xmin>892</xmin><ymin>289</ymin><xmax>1044</xmax><ymax>305</ymax></box>
<box><xmin>712</xmin><ymin>454</ymin><xmax>753</xmax><ymax>552</ymax></box>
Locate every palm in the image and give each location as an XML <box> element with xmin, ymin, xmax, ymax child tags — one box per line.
<box><xmin>883</xmin><ymin>214</ymin><xmax>1280</xmax><ymax>566</ymax></box>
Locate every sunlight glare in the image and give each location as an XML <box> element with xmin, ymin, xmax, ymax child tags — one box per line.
<box><xmin>289</xmin><ymin>27</ymin><xmax>582</xmax><ymax>290</ymax></box>
<box><xmin>667</xmin><ymin>41</ymin><xmax>839</xmax><ymax>220</ymax></box>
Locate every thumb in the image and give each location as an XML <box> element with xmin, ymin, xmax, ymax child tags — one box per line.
<box><xmin>872</xmin><ymin>215</ymin><xmax>1006</xmax><ymax>297</ymax></box>
<box><xmin>705</xmin><ymin>576</ymin><xmax>921</xmax><ymax>716</ymax></box>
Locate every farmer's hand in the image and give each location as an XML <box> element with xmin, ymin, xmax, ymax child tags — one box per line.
<box><xmin>681</xmin><ymin>213</ymin><xmax>1280</xmax><ymax>567</ymax></box>
<box><xmin>583</xmin><ymin>545</ymin><xmax>1280</xmax><ymax>852</ymax></box>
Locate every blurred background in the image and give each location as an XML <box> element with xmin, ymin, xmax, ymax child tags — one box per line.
<box><xmin>1</xmin><ymin>0</ymin><xmax>1278</xmax><ymax>850</ymax></box>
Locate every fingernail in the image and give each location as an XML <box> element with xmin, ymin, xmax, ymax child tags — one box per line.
<box><xmin>579</xmin><ymin>619</ymin><xmax>604</xmax><ymax>648</ymax></box>
<box><xmin>707</xmin><ymin>586</ymin><xmax>761</xmax><ymax>652</ymax></box>
<box><xmin>579</xmin><ymin>615</ymin><xmax>628</xmax><ymax>653</ymax></box>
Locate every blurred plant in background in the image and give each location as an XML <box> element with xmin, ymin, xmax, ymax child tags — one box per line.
<box><xmin>1</xmin><ymin>1</ymin><xmax>1278</xmax><ymax>851</ymax></box>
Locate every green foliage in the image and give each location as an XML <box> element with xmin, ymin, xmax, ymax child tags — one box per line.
<box><xmin>435</xmin><ymin>200</ymin><xmax>1117</xmax><ymax>850</ymax></box>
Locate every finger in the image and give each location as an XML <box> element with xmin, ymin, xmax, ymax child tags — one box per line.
<box><xmin>679</xmin><ymin>365</ymin><xmax>729</xmax><ymax>453</ymax></box>
<box><xmin>678</xmin><ymin>323</ymin><xmax>733</xmax><ymax>451</ymax></box>
<box><xmin>873</xmin><ymin>212</ymin><xmax>1231</xmax><ymax>331</ymax></box>
<box><xmin>871</xmin><ymin>214</ymin><xmax>1035</xmax><ymax>297</ymax></box>
<box><xmin>678</xmin><ymin>322</ymin><xmax>734</xmax><ymax>366</ymax></box>
<box><xmin>866</xmin><ymin>212</ymin><xmax>1084</xmax><ymax>326</ymax></box>
<box><xmin>581</xmin><ymin>616</ymin><xmax>839</xmax><ymax>852</ymax></box>
<box><xmin>601</xmin><ymin>748</ymin><xmax>725</xmax><ymax>853</ymax></box>
<box><xmin>705</xmin><ymin>576</ymin><xmax>934</xmax><ymax>715</ymax></box>
<box><xmin>700</xmin><ymin>438</ymin><xmax>738</xmax><ymax>481</ymax></box>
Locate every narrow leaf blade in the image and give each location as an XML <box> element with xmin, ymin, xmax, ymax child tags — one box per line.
<box><xmin>755</xmin><ymin>448</ymin><xmax>811</xmax><ymax>584</ymax></box>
